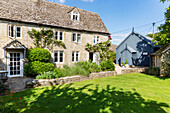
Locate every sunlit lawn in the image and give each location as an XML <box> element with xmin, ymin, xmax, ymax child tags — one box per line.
<box><xmin>0</xmin><ymin>73</ymin><xmax>170</xmax><ymax>113</ymax></box>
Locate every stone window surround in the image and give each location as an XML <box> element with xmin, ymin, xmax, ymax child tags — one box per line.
<box><xmin>71</xmin><ymin>12</ymin><xmax>80</xmax><ymax>21</ymax></box>
<box><xmin>54</xmin><ymin>51</ymin><xmax>64</xmax><ymax>64</ymax></box>
<box><xmin>8</xmin><ymin>24</ymin><xmax>22</xmax><ymax>39</ymax></box>
<box><xmin>54</xmin><ymin>31</ymin><xmax>64</xmax><ymax>41</ymax></box>
<box><xmin>72</xmin><ymin>51</ymin><xmax>80</xmax><ymax>62</ymax></box>
<box><xmin>72</xmin><ymin>33</ymin><xmax>81</xmax><ymax>43</ymax></box>
<box><xmin>94</xmin><ymin>36</ymin><xmax>100</xmax><ymax>44</ymax></box>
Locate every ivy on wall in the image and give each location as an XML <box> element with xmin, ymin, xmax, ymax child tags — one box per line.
<box><xmin>85</xmin><ymin>40</ymin><xmax>113</xmax><ymax>61</ymax></box>
<box><xmin>28</xmin><ymin>28</ymin><xmax>66</xmax><ymax>50</ymax></box>
<box><xmin>161</xmin><ymin>49</ymin><xmax>170</xmax><ymax>76</ymax></box>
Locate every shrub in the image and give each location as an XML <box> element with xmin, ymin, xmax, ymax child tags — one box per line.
<box><xmin>36</xmin><ymin>71</ymin><xmax>57</xmax><ymax>79</ymax></box>
<box><xmin>121</xmin><ymin>62</ymin><xmax>125</xmax><ymax>67</ymax></box>
<box><xmin>100</xmin><ymin>59</ymin><xmax>115</xmax><ymax>71</ymax></box>
<box><xmin>75</xmin><ymin>61</ymin><xmax>101</xmax><ymax>73</ymax></box>
<box><xmin>53</xmin><ymin>68</ymin><xmax>63</xmax><ymax>78</ymax></box>
<box><xmin>0</xmin><ymin>82</ymin><xmax>6</xmax><ymax>93</ymax></box>
<box><xmin>148</xmin><ymin>67</ymin><xmax>160</xmax><ymax>76</ymax></box>
<box><xmin>0</xmin><ymin>105</ymin><xmax>17</xmax><ymax>113</ymax></box>
<box><xmin>24</xmin><ymin>61</ymin><xmax>55</xmax><ymax>77</ymax></box>
<box><xmin>27</xmin><ymin>48</ymin><xmax>51</xmax><ymax>62</ymax></box>
<box><xmin>62</xmin><ymin>65</ymin><xmax>90</xmax><ymax>77</ymax></box>
<box><xmin>36</xmin><ymin>68</ymin><xmax>64</xmax><ymax>79</ymax></box>
<box><xmin>125</xmin><ymin>60</ymin><xmax>128</xmax><ymax>64</ymax></box>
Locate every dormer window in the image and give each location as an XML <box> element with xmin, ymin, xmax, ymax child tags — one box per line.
<box><xmin>72</xmin><ymin>12</ymin><xmax>79</xmax><ymax>21</ymax></box>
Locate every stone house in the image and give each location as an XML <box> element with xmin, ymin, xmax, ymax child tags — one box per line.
<box><xmin>0</xmin><ymin>0</ymin><xmax>110</xmax><ymax>77</ymax></box>
<box><xmin>151</xmin><ymin>44</ymin><xmax>170</xmax><ymax>76</ymax></box>
<box><xmin>116</xmin><ymin>30</ymin><xmax>160</xmax><ymax>66</ymax></box>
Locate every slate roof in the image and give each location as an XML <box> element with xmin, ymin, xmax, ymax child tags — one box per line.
<box><xmin>151</xmin><ymin>44</ymin><xmax>170</xmax><ymax>56</ymax></box>
<box><xmin>120</xmin><ymin>45</ymin><xmax>136</xmax><ymax>53</ymax></box>
<box><xmin>0</xmin><ymin>0</ymin><xmax>109</xmax><ymax>34</ymax></box>
<box><xmin>127</xmin><ymin>46</ymin><xmax>136</xmax><ymax>53</ymax></box>
<box><xmin>116</xmin><ymin>31</ymin><xmax>160</xmax><ymax>49</ymax></box>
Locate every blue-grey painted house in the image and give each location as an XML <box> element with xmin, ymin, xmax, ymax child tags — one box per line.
<box><xmin>116</xmin><ymin>31</ymin><xmax>160</xmax><ymax>67</ymax></box>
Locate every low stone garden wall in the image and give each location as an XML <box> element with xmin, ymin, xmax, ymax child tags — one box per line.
<box><xmin>33</xmin><ymin>71</ymin><xmax>117</xmax><ymax>87</ymax></box>
<box><xmin>121</xmin><ymin>68</ymin><xmax>149</xmax><ymax>75</ymax></box>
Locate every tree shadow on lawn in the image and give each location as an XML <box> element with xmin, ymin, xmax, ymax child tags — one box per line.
<box><xmin>19</xmin><ymin>83</ymin><xmax>169</xmax><ymax>113</ymax></box>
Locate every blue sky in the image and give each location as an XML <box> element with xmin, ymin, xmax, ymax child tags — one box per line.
<box><xmin>47</xmin><ymin>0</ymin><xmax>169</xmax><ymax>45</ymax></box>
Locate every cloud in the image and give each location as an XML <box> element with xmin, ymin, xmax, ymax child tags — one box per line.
<box><xmin>112</xmin><ymin>39</ymin><xmax>124</xmax><ymax>42</ymax></box>
<box><xmin>81</xmin><ymin>0</ymin><xmax>94</xmax><ymax>2</ymax></box>
<box><xmin>59</xmin><ymin>0</ymin><xmax>66</xmax><ymax>3</ymax></box>
<box><xmin>111</xmin><ymin>33</ymin><xmax>129</xmax><ymax>37</ymax></box>
<box><xmin>111</xmin><ymin>37</ymin><xmax>125</xmax><ymax>45</ymax></box>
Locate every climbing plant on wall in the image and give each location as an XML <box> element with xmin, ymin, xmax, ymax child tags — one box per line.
<box><xmin>161</xmin><ymin>49</ymin><xmax>170</xmax><ymax>77</ymax></box>
<box><xmin>85</xmin><ymin>40</ymin><xmax>112</xmax><ymax>61</ymax></box>
<box><xmin>28</xmin><ymin>28</ymin><xmax>65</xmax><ymax>50</ymax></box>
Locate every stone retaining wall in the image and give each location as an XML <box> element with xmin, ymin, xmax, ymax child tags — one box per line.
<box><xmin>33</xmin><ymin>71</ymin><xmax>117</xmax><ymax>87</ymax></box>
<box><xmin>121</xmin><ymin>68</ymin><xmax>149</xmax><ymax>75</ymax></box>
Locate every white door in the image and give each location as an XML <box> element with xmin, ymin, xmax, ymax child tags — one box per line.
<box><xmin>7</xmin><ymin>52</ymin><xmax>23</xmax><ymax>77</ymax></box>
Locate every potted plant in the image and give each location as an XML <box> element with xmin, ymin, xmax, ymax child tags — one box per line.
<box><xmin>121</xmin><ymin>62</ymin><xmax>125</xmax><ymax>68</ymax></box>
<box><xmin>125</xmin><ymin>60</ymin><xmax>129</xmax><ymax>68</ymax></box>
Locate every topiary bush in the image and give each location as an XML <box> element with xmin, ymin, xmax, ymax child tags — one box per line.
<box><xmin>27</xmin><ymin>48</ymin><xmax>51</xmax><ymax>62</ymax></box>
<box><xmin>100</xmin><ymin>59</ymin><xmax>115</xmax><ymax>71</ymax></box>
<box><xmin>121</xmin><ymin>62</ymin><xmax>125</xmax><ymax>67</ymax></box>
<box><xmin>24</xmin><ymin>61</ymin><xmax>55</xmax><ymax>77</ymax></box>
<box><xmin>125</xmin><ymin>60</ymin><xmax>128</xmax><ymax>64</ymax></box>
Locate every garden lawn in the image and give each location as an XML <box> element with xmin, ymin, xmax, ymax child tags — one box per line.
<box><xmin>0</xmin><ymin>73</ymin><xmax>170</xmax><ymax>113</ymax></box>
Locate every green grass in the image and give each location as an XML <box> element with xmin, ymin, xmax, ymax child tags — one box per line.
<box><xmin>0</xmin><ymin>73</ymin><xmax>170</xmax><ymax>113</ymax></box>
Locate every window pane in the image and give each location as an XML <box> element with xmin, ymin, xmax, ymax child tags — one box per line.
<box><xmin>60</xmin><ymin>51</ymin><xmax>63</xmax><ymax>62</ymax></box>
<box><xmin>72</xmin><ymin>52</ymin><xmax>75</xmax><ymax>62</ymax></box>
<box><xmin>55</xmin><ymin>32</ymin><xmax>58</xmax><ymax>40</ymax></box>
<box><xmin>77</xmin><ymin>34</ymin><xmax>81</xmax><ymax>43</ymax></box>
<box><xmin>11</xmin><ymin>26</ymin><xmax>14</xmax><ymax>37</ymax></box>
<box><xmin>54</xmin><ymin>52</ymin><xmax>58</xmax><ymax>62</ymax></box>
<box><xmin>16</xmin><ymin>27</ymin><xmax>21</xmax><ymax>38</ymax></box>
<box><xmin>72</xmin><ymin>33</ymin><xmax>76</xmax><ymax>42</ymax></box>
<box><xmin>60</xmin><ymin>32</ymin><xmax>63</xmax><ymax>40</ymax></box>
<box><xmin>97</xmin><ymin>37</ymin><xmax>100</xmax><ymax>43</ymax></box>
<box><xmin>76</xmin><ymin>52</ymin><xmax>79</xmax><ymax>61</ymax></box>
<box><xmin>94</xmin><ymin>36</ymin><xmax>96</xmax><ymax>44</ymax></box>
<box><xmin>9</xmin><ymin>26</ymin><xmax>11</xmax><ymax>37</ymax></box>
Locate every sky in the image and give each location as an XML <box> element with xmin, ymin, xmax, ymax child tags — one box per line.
<box><xmin>47</xmin><ymin>0</ymin><xmax>169</xmax><ymax>45</ymax></box>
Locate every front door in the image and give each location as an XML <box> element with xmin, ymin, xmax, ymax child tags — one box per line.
<box><xmin>7</xmin><ymin>52</ymin><xmax>23</xmax><ymax>77</ymax></box>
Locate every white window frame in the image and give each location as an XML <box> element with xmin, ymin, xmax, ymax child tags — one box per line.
<box><xmin>8</xmin><ymin>25</ymin><xmax>15</xmax><ymax>38</ymax></box>
<box><xmin>54</xmin><ymin>31</ymin><xmax>64</xmax><ymax>41</ymax></box>
<box><xmin>94</xmin><ymin>36</ymin><xmax>100</xmax><ymax>44</ymax></box>
<box><xmin>72</xmin><ymin>33</ymin><xmax>81</xmax><ymax>43</ymax></box>
<box><xmin>143</xmin><ymin>52</ymin><xmax>148</xmax><ymax>56</ymax></box>
<box><xmin>71</xmin><ymin>12</ymin><xmax>79</xmax><ymax>21</ymax></box>
<box><xmin>16</xmin><ymin>26</ymin><xmax>22</xmax><ymax>38</ymax></box>
<box><xmin>8</xmin><ymin>25</ymin><xmax>22</xmax><ymax>39</ymax></box>
<box><xmin>72</xmin><ymin>51</ymin><xmax>80</xmax><ymax>62</ymax></box>
<box><xmin>54</xmin><ymin>51</ymin><xmax>64</xmax><ymax>63</ymax></box>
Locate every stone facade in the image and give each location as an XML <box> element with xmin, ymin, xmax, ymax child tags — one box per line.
<box><xmin>0</xmin><ymin>20</ymin><xmax>109</xmax><ymax>75</ymax></box>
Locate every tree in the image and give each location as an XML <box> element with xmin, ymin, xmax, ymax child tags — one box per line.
<box><xmin>28</xmin><ymin>28</ymin><xmax>65</xmax><ymax>50</ymax></box>
<box><xmin>85</xmin><ymin>40</ymin><xmax>112</xmax><ymax>62</ymax></box>
<box><xmin>151</xmin><ymin>0</ymin><xmax>170</xmax><ymax>46</ymax></box>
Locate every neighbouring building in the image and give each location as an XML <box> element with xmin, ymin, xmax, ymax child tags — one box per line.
<box><xmin>151</xmin><ymin>44</ymin><xmax>170</xmax><ymax>76</ymax></box>
<box><xmin>109</xmin><ymin>45</ymin><xmax>117</xmax><ymax>53</ymax></box>
<box><xmin>0</xmin><ymin>0</ymin><xmax>110</xmax><ymax>77</ymax></box>
<box><xmin>116</xmin><ymin>30</ymin><xmax>160</xmax><ymax>67</ymax></box>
